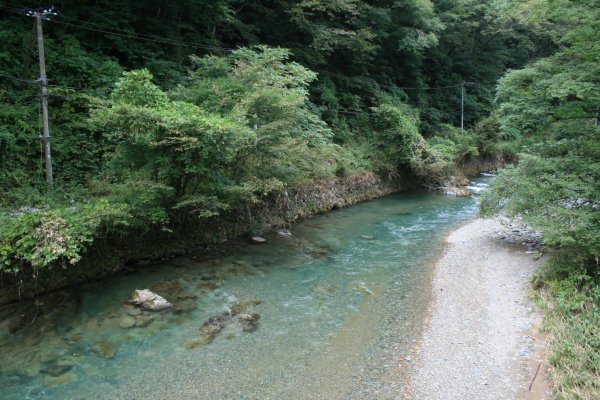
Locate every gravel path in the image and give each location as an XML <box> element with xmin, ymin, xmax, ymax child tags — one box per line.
<box><xmin>408</xmin><ymin>218</ymin><xmax>552</xmax><ymax>400</ymax></box>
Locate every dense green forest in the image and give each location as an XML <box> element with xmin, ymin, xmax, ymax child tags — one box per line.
<box><xmin>0</xmin><ymin>1</ymin><xmax>598</xmax><ymax>397</ymax></box>
<box><xmin>0</xmin><ymin>0</ymin><xmax>538</xmax><ymax>270</ymax></box>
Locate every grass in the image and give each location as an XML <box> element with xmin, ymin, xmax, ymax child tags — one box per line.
<box><xmin>532</xmin><ymin>255</ymin><xmax>600</xmax><ymax>400</ymax></box>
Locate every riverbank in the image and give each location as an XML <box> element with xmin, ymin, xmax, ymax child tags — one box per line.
<box><xmin>0</xmin><ymin>172</ymin><xmax>408</xmax><ymax>305</ymax></box>
<box><xmin>408</xmin><ymin>218</ymin><xmax>553</xmax><ymax>400</ymax></box>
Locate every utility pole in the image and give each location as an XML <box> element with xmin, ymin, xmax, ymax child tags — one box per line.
<box><xmin>461</xmin><ymin>81</ymin><xmax>475</xmax><ymax>134</ymax></box>
<box><xmin>35</xmin><ymin>10</ymin><xmax>53</xmax><ymax>187</ymax></box>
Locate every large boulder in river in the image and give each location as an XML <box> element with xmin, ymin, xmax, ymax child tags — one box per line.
<box><xmin>128</xmin><ymin>289</ymin><xmax>173</xmax><ymax>311</ymax></box>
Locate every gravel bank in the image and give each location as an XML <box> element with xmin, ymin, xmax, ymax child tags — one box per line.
<box><xmin>408</xmin><ymin>218</ymin><xmax>552</xmax><ymax>400</ymax></box>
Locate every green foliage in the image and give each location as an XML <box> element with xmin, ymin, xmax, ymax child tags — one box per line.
<box><xmin>481</xmin><ymin>2</ymin><xmax>600</xmax><ymax>397</ymax></box>
<box><xmin>481</xmin><ymin>142</ymin><xmax>600</xmax><ymax>260</ymax></box>
<box><xmin>532</xmin><ymin>254</ymin><xmax>600</xmax><ymax>400</ymax></box>
<box><xmin>176</xmin><ymin>47</ymin><xmax>359</xmax><ymax>184</ymax></box>
<box><xmin>482</xmin><ymin>0</ymin><xmax>600</xmax><ymax>263</ymax></box>
<box><xmin>0</xmin><ymin>200</ymin><xmax>129</xmax><ymax>272</ymax></box>
<box><xmin>368</xmin><ymin>103</ymin><xmax>422</xmax><ymax>172</ymax></box>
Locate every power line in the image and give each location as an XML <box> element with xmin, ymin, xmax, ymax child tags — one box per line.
<box><xmin>0</xmin><ymin>3</ymin><xmax>236</xmax><ymax>52</ymax></box>
<box><xmin>51</xmin><ymin>19</ymin><xmax>235</xmax><ymax>52</ymax></box>
<box><xmin>0</xmin><ymin>73</ymin><xmax>38</xmax><ymax>84</ymax></box>
<box><xmin>321</xmin><ymin>71</ymin><xmax>467</xmax><ymax>91</ymax></box>
<box><xmin>399</xmin><ymin>84</ymin><xmax>463</xmax><ymax>91</ymax></box>
<box><xmin>57</xmin><ymin>16</ymin><xmax>235</xmax><ymax>52</ymax></box>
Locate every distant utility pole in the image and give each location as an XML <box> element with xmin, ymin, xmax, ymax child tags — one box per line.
<box><xmin>23</xmin><ymin>6</ymin><xmax>59</xmax><ymax>187</ymax></box>
<box><xmin>461</xmin><ymin>81</ymin><xmax>475</xmax><ymax>134</ymax></box>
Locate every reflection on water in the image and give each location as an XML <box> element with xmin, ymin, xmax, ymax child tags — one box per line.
<box><xmin>0</xmin><ymin>190</ymin><xmax>482</xmax><ymax>399</ymax></box>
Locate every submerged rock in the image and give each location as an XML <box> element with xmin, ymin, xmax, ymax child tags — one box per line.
<box><xmin>118</xmin><ymin>315</ymin><xmax>136</xmax><ymax>329</ymax></box>
<box><xmin>306</xmin><ymin>247</ymin><xmax>331</xmax><ymax>258</ymax></box>
<box><xmin>277</xmin><ymin>229</ymin><xmax>293</xmax><ymax>237</ymax></box>
<box><xmin>149</xmin><ymin>280</ymin><xmax>188</xmax><ymax>303</ymax></box>
<box><xmin>190</xmin><ymin>300</ymin><xmax>263</xmax><ymax>349</ymax></box>
<box><xmin>128</xmin><ymin>289</ymin><xmax>173</xmax><ymax>311</ymax></box>
<box><xmin>356</xmin><ymin>282</ymin><xmax>374</xmax><ymax>295</ymax></box>
<box><xmin>173</xmin><ymin>299</ymin><xmax>197</xmax><ymax>314</ymax></box>
<box><xmin>200</xmin><ymin>316</ymin><xmax>228</xmax><ymax>342</ymax></box>
<box><xmin>127</xmin><ymin>308</ymin><xmax>142</xmax><ymax>316</ymax></box>
<box><xmin>134</xmin><ymin>315</ymin><xmax>155</xmax><ymax>328</ymax></box>
<box><xmin>184</xmin><ymin>337</ymin><xmax>209</xmax><ymax>350</ymax></box>
<box><xmin>40</xmin><ymin>363</ymin><xmax>72</xmax><ymax>377</ymax></box>
<box><xmin>91</xmin><ymin>340</ymin><xmax>115</xmax><ymax>359</ymax></box>
<box><xmin>63</xmin><ymin>334</ymin><xmax>83</xmax><ymax>342</ymax></box>
<box><xmin>44</xmin><ymin>371</ymin><xmax>77</xmax><ymax>387</ymax></box>
<box><xmin>196</xmin><ymin>280</ymin><xmax>221</xmax><ymax>291</ymax></box>
<box><xmin>239</xmin><ymin>313</ymin><xmax>260</xmax><ymax>332</ymax></box>
<box><xmin>228</xmin><ymin>261</ymin><xmax>257</xmax><ymax>276</ymax></box>
<box><xmin>230</xmin><ymin>300</ymin><xmax>262</xmax><ymax>315</ymax></box>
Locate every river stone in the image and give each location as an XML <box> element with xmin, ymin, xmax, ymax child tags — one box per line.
<box><xmin>277</xmin><ymin>229</ymin><xmax>292</xmax><ymax>237</ymax></box>
<box><xmin>41</xmin><ymin>363</ymin><xmax>72</xmax><ymax>377</ymax></box>
<box><xmin>250</xmin><ymin>236</ymin><xmax>267</xmax><ymax>244</ymax></box>
<box><xmin>127</xmin><ymin>308</ymin><xmax>142</xmax><ymax>316</ymax></box>
<box><xmin>307</xmin><ymin>247</ymin><xmax>330</xmax><ymax>258</ymax></box>
<box><xmin>128</xmin><ymin>289</ymin><xmax>173</xmax><ymax>311</ymax></box>
<box><xmin>184</xmin><ymin>337</ymin><xmax>210</xmax><ymax>350</ymax></box>
<box><xmin>134</xmin><ymin>315</ymin><xmax>155</xmax><ymax>327</ymax></box>
<box><xmin>63</xmin><ymin>333</ymin><xmax>83</xmax><ymax>342</ymax></box>
<box><xmin>239</xmin><ymin>313</ymin><xmax>260</xmax><ymax>332</ymax></box>
<box><xmin>119</xmin><ymin>315</ymin><xmax>136</xmax><ymax>329</ymax></box>
<box><xmin>442</xmin><ymin>187</ymin><xmax>471</xmax><ymax>197</ymax></box>
<box><xmin>91</xmin><ymin>340</ymin><xmax>115</xmax><ymax>359</ymax></box>
<box><xmin>173</xmin><ymin>299</ymin><xmax>197</xmax><ymax>314</ymax></box>
<box><xmin>230</xmin><ymin>300</ymin><xmax>262</xmax><ymax>315</ymax></box>
<box><xmin>196</xmin><ymin>280</ymin><xmax>220</xmax><ymax>291</ymax></box>
<box><xmin>44</xmin><ymin>371</ymin><xmax>77</xmax><ymax>388</ymax></box>
<box><xmin>200</xmin><ymin>315</ymin><xmax>227</xmax><ymax>342</ymax></box>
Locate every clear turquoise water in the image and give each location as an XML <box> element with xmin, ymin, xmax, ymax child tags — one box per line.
<box><xmin>0</xmin><ymin>190</ymin><xmax>482</xmax><ymax>399</ymax></box>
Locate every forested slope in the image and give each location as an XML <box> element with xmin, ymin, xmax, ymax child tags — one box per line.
<box><xmin>0</xmin><ymin>0</ymin><xmax>534</xmax><ymax>273</ymax></box>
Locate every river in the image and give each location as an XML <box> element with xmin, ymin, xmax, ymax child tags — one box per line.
<box><xmin>0</xmin><ymin>183</ymin><xmax>487</xmax><ymax>399</ymax></box>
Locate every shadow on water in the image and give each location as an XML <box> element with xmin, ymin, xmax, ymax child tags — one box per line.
<box><xmin>0</xmin><ymin>189</ymin><xmax>484</xmax><ymax>399</ymax></box>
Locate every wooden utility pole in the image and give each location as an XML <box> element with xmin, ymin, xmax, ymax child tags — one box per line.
<box><xmin>35</xmin><ymin>11</ymin><xmax>53</xmax><ymax>187</ymax></box>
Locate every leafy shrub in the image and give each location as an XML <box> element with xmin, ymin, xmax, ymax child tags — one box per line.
<box><xmin>0</xmin><ymin>200</ymin><xmax>130</xmax><ymax>272</ymax></box>
<box><xmin>368</xmin><ymin>103</ymin><xmax>422</xmax><ymax>173</ymax></box>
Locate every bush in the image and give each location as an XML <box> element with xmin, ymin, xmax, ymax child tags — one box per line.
<box><xmin>368</xmin><ymin>103</ymin><xmax>422</xmax><ymax>173</ymax></box>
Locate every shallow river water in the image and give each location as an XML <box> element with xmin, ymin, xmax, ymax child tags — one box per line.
<box><xmin>0</xmin><ymin>188</ymin><xmax>485</xmax><ymax>399</ymax></box>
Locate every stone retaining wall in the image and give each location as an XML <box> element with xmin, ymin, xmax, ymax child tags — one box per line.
<box><xmin>0</xmin><ymin>172</ymin><xmax>408</xmax><ymax>305</ymax></box>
